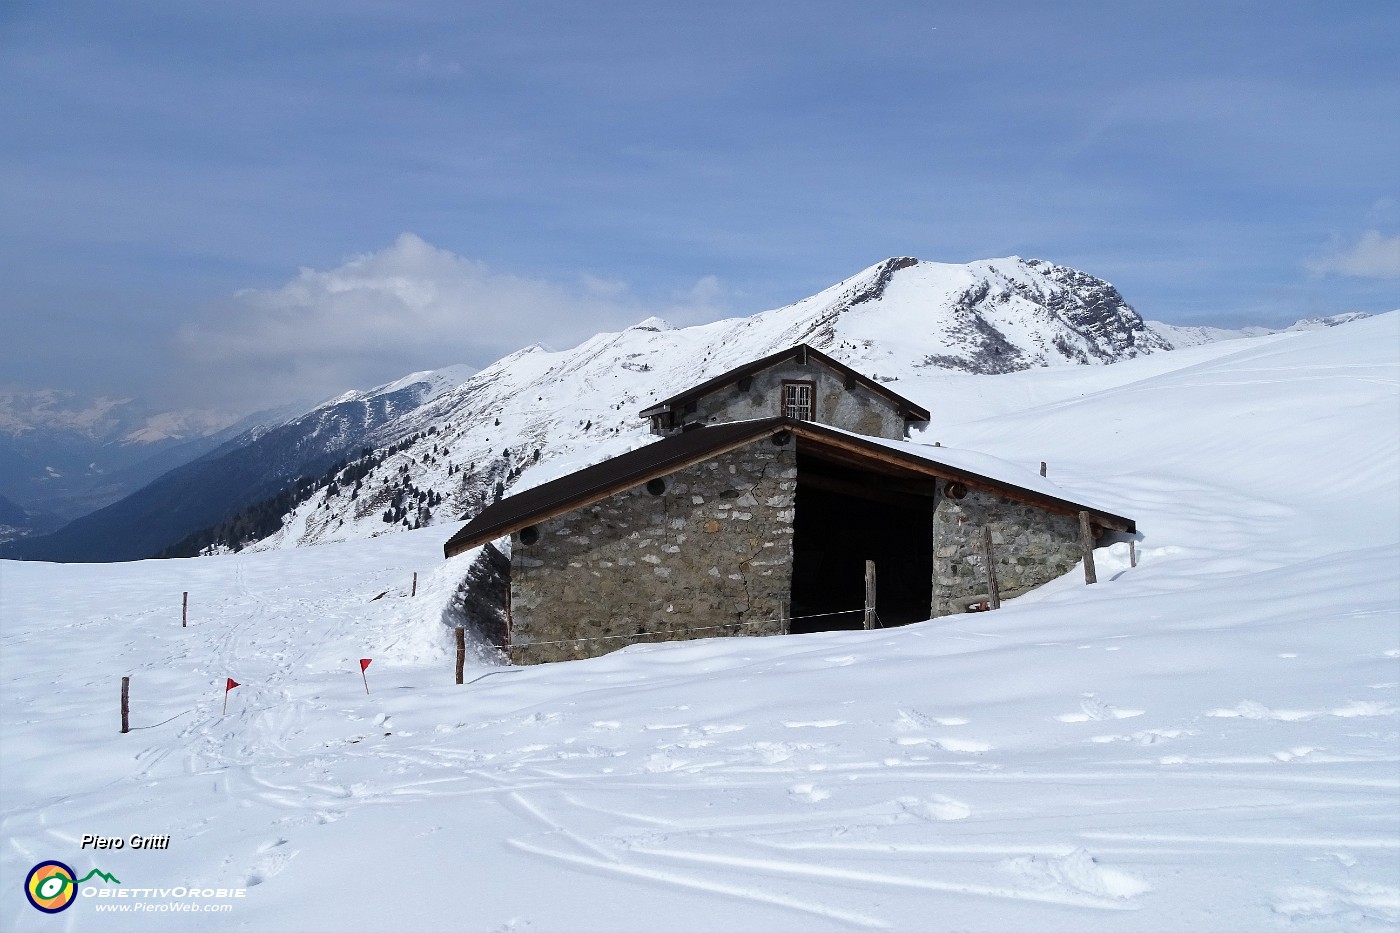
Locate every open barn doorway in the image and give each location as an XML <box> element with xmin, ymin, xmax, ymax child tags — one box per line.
<box><xmin>788</xmin><ymin>451</ymin><xmax>934</xmax><ymax>633</ymax></box>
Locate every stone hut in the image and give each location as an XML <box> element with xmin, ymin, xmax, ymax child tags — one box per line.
<box><xmin>443</xmin><ymin>349</ymin><xmax>1134</xmax><ymax>665</ymax></box>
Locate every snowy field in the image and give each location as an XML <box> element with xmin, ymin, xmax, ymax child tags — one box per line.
<box><xmin>2</xmin><ymin>315</ymin><xmax>1397</xmax><ymax>932</ymax></box>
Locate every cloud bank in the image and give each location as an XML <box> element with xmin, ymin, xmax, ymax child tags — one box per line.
<box><xmin>1307</xmin><ymin>230</ymin><xmax>1400</xmax><ymax>280</ymax></box>
<box><xmin>170</xmin><ymin>234</ymin><xmax>731</xmax><ymax>412</ymax></box>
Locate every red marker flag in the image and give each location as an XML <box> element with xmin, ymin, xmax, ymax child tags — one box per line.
<box><xmin>359</xmin><ymin>658</ymin><xmax>372</xmax><ymax>695</ymax></box>
<box><xmin>222</xmin><ymin>677</ymin><xmax>240</xmax><ymax>715</ymax></box>
<box><xmin>359</xmin><ymin>659</ymin><xmax>371</xmax><ymax>672</ymax></box>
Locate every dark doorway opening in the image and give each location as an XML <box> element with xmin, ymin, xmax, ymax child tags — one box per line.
<box><xmin>788</xmin><ymin>452</ymin><xmax>934</xmax><ymax>633</ymax></box>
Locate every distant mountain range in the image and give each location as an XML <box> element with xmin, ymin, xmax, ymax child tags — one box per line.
<box><xmin>0</xmin><ymin>391</ymin><xmax>289</xmax><ymax>545</ymax></box>
<box><xmin>0</xmin><ymin>367</ymin><xmax>471</xmax><ymax>561</ymax></box>
<box><xmin>1</xmin><ymin>255</ymin><xmax>1371</xmax><ymax>563</ymax></box>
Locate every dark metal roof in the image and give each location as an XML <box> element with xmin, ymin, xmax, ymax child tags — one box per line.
<box><xmin>637</xmin><ymin>344</ymin><xmax>931</xmax><ymax>423</ymax></box>
<box><xmin>443</xmin><ymin>418</ymin><xmax>1135</xmax><ymax>557</ymax></box>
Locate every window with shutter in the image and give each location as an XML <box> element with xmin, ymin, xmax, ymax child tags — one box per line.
<box><xmin>781</xmin><ymin>380</ymin><xmax>815</xmax><ymax>420</ymax></box>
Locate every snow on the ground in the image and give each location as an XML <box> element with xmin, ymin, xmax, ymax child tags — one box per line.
<box><xmin>2</xmin><ymin>315</ymin><xmax>1397</xmax><ymax>932</ymax></box>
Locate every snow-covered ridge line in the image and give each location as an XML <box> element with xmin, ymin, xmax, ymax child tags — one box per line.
<box><xmin>244</xmin><ymin>257</ymin><xmax>1376</xmax><ymax>554</ymax></box>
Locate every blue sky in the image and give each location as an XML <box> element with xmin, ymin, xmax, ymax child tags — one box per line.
<box><xmin>2</xmin><ymin>1</ymin><xmax>1396</xmax><ymax>413</ymax></box>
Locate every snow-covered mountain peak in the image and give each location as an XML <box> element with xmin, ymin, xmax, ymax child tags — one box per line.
<box><xmin>232</xmin><ymin>255</ymin><xmax>1185</xmax><ymax>553</ymax></box>
<box><xmin>371</xmin><ymin>363</ymin><xmax>478</xmax><ymax>399</ymax></box>
<box><xmin>311</xmin><ymin>363</ymin><xmax>477</xmax><ymax>413</ymax></box>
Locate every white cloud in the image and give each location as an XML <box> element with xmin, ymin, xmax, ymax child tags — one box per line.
<box><xmin>408</xmin><ymin>53</ymin><xmax>463</xmax><ymax>78</ymax></box>
<box><xmin>1306</xmin><ymin>230</ymin><xmax>1400</xmax><ymax>280</ymax></box>
<box><xmin>169</xmin><ymin>234</ymin><xmax>729</xmax><ymax>411</ymax></box>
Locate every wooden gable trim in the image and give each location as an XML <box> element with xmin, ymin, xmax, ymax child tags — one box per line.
<box><xmin>637</xmin><ymin>344</ymin><xmax>930</xmax><ymax>422</ymax></box>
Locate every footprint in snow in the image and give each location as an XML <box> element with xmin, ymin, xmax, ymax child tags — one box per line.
<box><xmin>1273</xmin><ymin>746</ymin><xmax>1318</xmax><ymax>761</ymax></box>
<box><xmin>1002</xmin><ymin>848</ymin><xmax>1149</xmax><ymax>900</ymax></box>
<box><xmin>1057</xmin><ymin>694</ymin><xmax>1145</xmax><ymax>722</ymax></box>
<box><xmin>896</xmin><ymin>794</ymin><xmax>970</xmax><ymax>821</ymax></box>
<box><xmin>246</xmin><ymin>845</ymin><xmax>297</xmax><ymax>887</ymax></box>
<box><xmin>1206</xmin><ymin>701</ymin><xmax>1314</xmax><ymax>721</ymax></box>
<box><xmin>895</xmin><ymin>709</ymin><xmax>970</xmax><ymax>730</ymax></box>
<box><xmin>1090</xmin><ymin>729</ymin><xmax>1190</xmax><ymax>745</ymax></box>
<box><xmin>699</xmin><ymin>723</ymin><xmax>745</xmax><ymax>735</ymax></box>
<box><xmin>1272</xmin><ymin>880</ymin><xmax>1400</xmax><ymax>923</ymax></box>
<box><xmin>789</xmin><ymin>783</ymin><xmax>831</xmax><ymax>802</ymax></box>
<box><xmin>783</xmin><ymin>719</ymin><xmax>845</xmax><ymax>728</ymax></box>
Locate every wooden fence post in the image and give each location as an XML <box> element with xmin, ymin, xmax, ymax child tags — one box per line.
<box><xmin>182</xmin><ymin>592</ymin><xmax>188</xmax><ymax>628</ymax></box>
<box><xmin>864</xmin><ymin>560</ymin><xmax>877</xmax><ymax>630</ymax></box>
<box><xmin>779</xmin><ymin>598</ymin><xmax>789</xmax><ymax>636</ymax></box>
<box><xmin>411</xmin><ymin>572</ymin><xmax>418</xmax><ymax>597</ymax></box>
<box><xmin>1079</xmin><ymin>511</ymin><xmax>1098</xmax><ymax>584</ymax></box>
<box><xmin>981</xmin><ymin>526</ymin><xmax>1001</xmax><ymax>610</ymax></box>
<box><xmin>120</xmin><ymin>676</ymin><xmax>130</xmax><ymax>734</ymax></box>
<box><xmin>1130</xmin><ymin>540</ymin><xmax>1137</xmax><ymax>568</ymax></box>
<box><xmin>1039</xmin><ymin>461</ymin><xmax>1047</xmax><ymax>477</ymax></box>
<box><xmin>455</xmin><ymin>627</ymin><xmax>466</xmax><ymax>685</ymax></box>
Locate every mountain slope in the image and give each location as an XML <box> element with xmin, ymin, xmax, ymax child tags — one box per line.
<box><xmin>0</xmin><ymin>367</ymin><xmax>473</xmax><ymax>562</ymax></box>
<box><xmin>239</xmin><ymin>256</ymin><xmax>1173</xmax><ymax>553</ymax></box>
<box><xmin>2</xmin><ymin>315</ymin><xmax>1394</xmax><ymax>932</ymax></box>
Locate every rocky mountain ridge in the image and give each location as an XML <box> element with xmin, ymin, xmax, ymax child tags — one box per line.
<box><xmin>231</xmin><ymin>255</ymin><xmax>1179</xmax><ymax>554</ymax></box>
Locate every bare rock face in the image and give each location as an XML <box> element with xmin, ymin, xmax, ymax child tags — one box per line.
<box><xmin>899</xmin><ymin>257</ymin><xmax>1172</xmax><ymax>375</ymax></box>
<box><xmin>1024</xmin><ymin>259</ymin><xmax>1173</xmax><ymax>360</ymax></box>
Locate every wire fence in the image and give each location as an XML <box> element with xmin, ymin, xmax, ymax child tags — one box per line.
<box><xmin>513</xmin><ymin>607</ymin><xmax>866</xmax><ymax>650</ymax></box>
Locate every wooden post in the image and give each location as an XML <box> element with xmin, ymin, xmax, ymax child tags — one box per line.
<box><xmin>455</xmin><ymin>627</ymin><xmax>466</xmax><ymax>685</ymax></box>
<box><xmin>1079</xmin><ymin>511</ymin><xmax>1098</xmax><ymax>585</ymax></box>
<box><xmin>411</xmin><ymin>572</ymin><xmax>418</xmax><ymax>597</ymax></box>
<box><xmin>120</xmin><ymin>676</ymin><xmax>130</xmax><ymax>734</ymax></box>
<box><xmin>981</xmin><ymin>526</ymin><xmax>1001</xmax><ymax>610</ymax></box>
<box><xmin>182</xmin><ymin>591</ymin><xmax>188</xmax><ymax>627</ymax></box>
<box><xmin>1130</xmin><ymin>540</ymin><xmax>1137</xmax><ymax>568</ymax></box>
<box><xmin>864</xmin><ymin>560</ymin><xmax>877</xmax><ymax>630</ymax></box>
<box><xmin>1039</xmin><ymin>461</ymin><xmax>1047</xmax><ymax>477</ymax></box>
<box><xmin>780</xmin><ymin>598</ymin><xmax>790</xmax><ymax>635</ymax></box>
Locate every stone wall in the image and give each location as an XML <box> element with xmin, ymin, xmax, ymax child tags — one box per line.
<box><xmin>667</xmin><ymin>361</ymin><xmax>907</xmax><ymax>439</ymax></box>
<box><xmin>930</xmin><ymin>484</ymin><xmax>1084</xmax><ymax>616</ymax></box>
<box><xmin>508</xmin><ymin>441</ymin><xmax>796</xmax><ymax>663</ymax></box>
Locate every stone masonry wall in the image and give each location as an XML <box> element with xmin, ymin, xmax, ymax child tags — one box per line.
<box><xmin>676</xmin><ymin>362</ymin><xmax>907</xmax><ymax>439</ymax></box>
<box><xmin>931</xmin><ymin>484</ymin><xmax>1083</xmax><ymax>616</ymax></box>
<box><xmin>508</xmin><ymin>442</ymin><xmax>796</xmax><ymax>663</ymax></box>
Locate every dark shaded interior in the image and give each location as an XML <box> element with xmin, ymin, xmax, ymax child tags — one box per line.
<box><xmin>789</xmin><ymin>450</ymin><xmax>934</xmax><ymax>633</ymax></box>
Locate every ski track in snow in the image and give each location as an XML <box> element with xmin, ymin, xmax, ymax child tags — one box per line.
<box><xmin>2</xmin><ymin>315</ymin><xmax>1399</xmax><ymax>932</ymax></box>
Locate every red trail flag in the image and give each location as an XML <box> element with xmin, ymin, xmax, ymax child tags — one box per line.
<box><xmin>359</xmin><ymin>659</ymin><xmax>372</xmax><ymax>694</ymax></box>
<box><xmin>222</xmin><ymin>678</ymin><xmax>240</xmax><ymax>715</ymax></box>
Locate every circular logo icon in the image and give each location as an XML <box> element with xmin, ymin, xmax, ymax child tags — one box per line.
<box><xmin>25</xmin><ymin>860</ymin><xmax>78</xmax><ymax>913</ymax></box>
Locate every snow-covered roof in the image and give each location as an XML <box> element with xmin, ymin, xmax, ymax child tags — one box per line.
<box><xmin>444</xmin><ymin>417</ymin><xmax>1133</xmax><ymax>557</ymax></box>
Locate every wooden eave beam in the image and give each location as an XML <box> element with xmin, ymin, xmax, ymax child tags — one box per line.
<box><xmin>789</xmin><ymin>425</ymin><xmax>1135</xmax><ymax>533</ymax></box>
